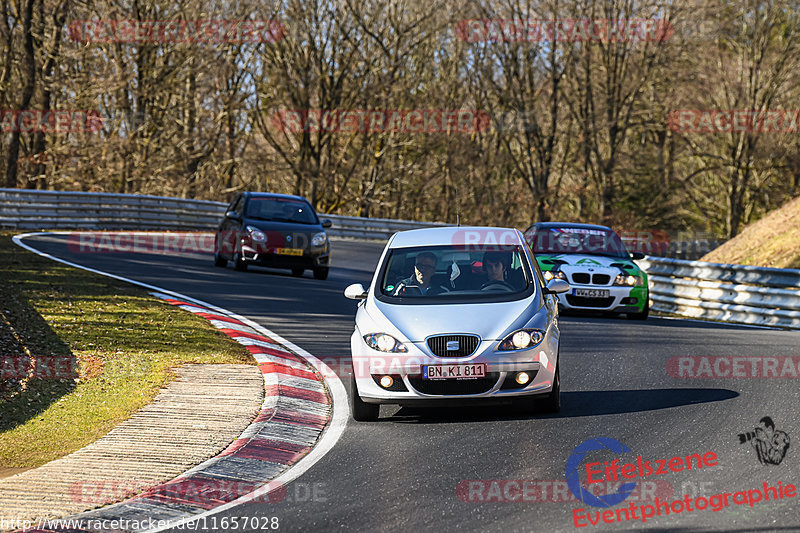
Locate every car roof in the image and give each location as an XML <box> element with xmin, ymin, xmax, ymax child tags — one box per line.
<box><xmin>244</xmin><ymin>192</ymin><xmax>311</xmax><ymax>203</ymax></box>
<box><xmin>388</xmin><ymin>226</ymin><xmax>524</xmax><ymax>248</ymax></box>
<box><xmin>533</xmin><ymin>221</ymin><xmax>614</xmax><ymax>231</ymax></box>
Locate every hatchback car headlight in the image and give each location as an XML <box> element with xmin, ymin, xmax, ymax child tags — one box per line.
<box><xmin>498</xmin><ymin>329</ymin><xmax>544</xmax><ymax>351</ymax></box>
<box><xmin>245</xmin><ymin>225</ymin><xmax>266</xmax><ymax>242</ymax></box>
<box><xmin>364</xmin><ymin>333</ymin><xmax>408</xmax><ymax>353</ymax></box>
<box><xmin>311</xmin><ymin>232</ymin><xmax>327</xmax><ymax>247</ymax></box>
<box><xmin>613</xmin><ymin>274</ymin><xmax>643</xmax><ymax>286</ymax></box>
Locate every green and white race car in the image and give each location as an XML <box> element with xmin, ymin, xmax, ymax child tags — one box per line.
<box><xmin>523</xmin><ymin>222</ymin><xmax>649</xmax><ymax>319</ymax></box>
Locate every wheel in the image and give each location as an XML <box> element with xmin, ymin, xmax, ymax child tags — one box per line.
<box><xmin>537</xmin><ymin>363</ymin><xmax>561</xmax><ymax>413</ymax></box>
<box><xmin>213</xmin><ymin>251</ymin><xmax>227</xmax><ymax>267</ymax></box>
<box><xmin>313</xmin><ymin>267</ymin><xmax>329</xmax><ymax>280</ymax></box>
<box><xmin>627</xmin><ymin>298</ymin><xmax>650</xmax><ymax>320</ymax></box>
<box><xmin>351</xmin><ymin>375</ymin><xmax>379</xmax><ymax>421</ymax></box>
<box><xmin>291</xmin><ymin>268</ymin><xmax>304</xmax><ymax>277</ymax></box>
<box><xmin>233</xmin><ymin>251</ymin><xmax>247</xmax><ymax>271</ymax></box>
<box><xmin>480</xmin><ymin>281</ymin><xmax>514</xmax><ymax>292</ymax></box>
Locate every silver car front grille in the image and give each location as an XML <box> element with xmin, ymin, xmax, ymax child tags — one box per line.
<box><xmin>426</xmin><ymin>334</ymin><xmax>480</xmax><ymax>357</ymax></box>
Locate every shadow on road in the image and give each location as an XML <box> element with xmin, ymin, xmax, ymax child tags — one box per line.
<box><xmin>384</xmin><ymin>388</ymin><xmax>738</xmax><ymax>424</ymax></box>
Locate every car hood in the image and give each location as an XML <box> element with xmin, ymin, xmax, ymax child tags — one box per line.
<box><xmin>537</xmin><ymin>253</ymin><xmax>641</xmax><ymax>273</ymax></box>
<box><xmin>366</xmin><ymin>297</ymin><xmax>540</xmax><ymax>342</ymax></box>
<box><xmin>244</xmin><ymin>218</ymin><xmax>322</xmax><ymax>234</ymax></box>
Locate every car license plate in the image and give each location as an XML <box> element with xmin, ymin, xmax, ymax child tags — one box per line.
<box><xmin>422</xmin><ymin>363</ymin><xmax>486</xmax><ymax>380</ymax></box>
<box><xmin>573</xmin><ymin>288</ymin><xmax>609</xmax><ymax>298</ymax></box>
<box><xmin>275</xmin><ymin>247</ymin><xmax>303</xmax><ymax>256</ymax></box>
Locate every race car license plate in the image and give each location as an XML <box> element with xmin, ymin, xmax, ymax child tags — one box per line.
<box><xmin>275</xmin><ymin>247</ymin><xmax>303</xmax><ymax>256</ymax></box>
<box><xmin>573</xmin><ymin>288</ymin><xmax>609</xmax><ymax>298</ymax></box>
<box><xmin>422</xmin><ymin>363</ymin><xmax>486</xmax><ymax>380</ymax></box>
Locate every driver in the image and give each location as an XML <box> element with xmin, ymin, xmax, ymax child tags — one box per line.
<box><xmin>394</xmin><ymin>252</ymin><xmax>449</xmax><ymax>296</ymax></box>
<box><xmin>482</xmin><ymin>251</ymin><xmax>512</xmax><ymax>289</ymax></box>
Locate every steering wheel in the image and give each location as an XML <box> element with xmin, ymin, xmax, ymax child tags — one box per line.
<box><xmin>481</xmin><ymin>281</ymin><xmax>515</xmax><ymax>292</ymax></box>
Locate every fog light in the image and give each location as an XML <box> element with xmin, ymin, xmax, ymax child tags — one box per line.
<box><xmin>515</xmin><ymin>372</ymin><xmax>530</xmax><ymax>385</ymax></box>
<box><xmin>379</xmin><ymin>375</ymin><xmax>394</xmax><ymax>388</ymax></box>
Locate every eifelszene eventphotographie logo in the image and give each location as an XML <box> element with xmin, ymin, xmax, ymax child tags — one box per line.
<box><xmin>565</xmin><ymin>437</ymin><xmax>718</xmax><ymax>508</ymax></box>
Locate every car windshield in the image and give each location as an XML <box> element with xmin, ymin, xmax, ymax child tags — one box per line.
<box><xmin>531</xmin><ymin>227</ymin><xmax>630</xmax><ymax>259</ymax></box>
<box><xmin>245</xmin><ymin>197</ymin><xmax>318</xmax><ymax>224</ymax></box>
<box><xmin>377</xmin><ymin>244</ymin><xmax>534</xmax><ymax>303</ymax></box>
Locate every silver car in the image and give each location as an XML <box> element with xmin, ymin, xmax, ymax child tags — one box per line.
<box><xmin>344</xmin><ymin>226</ymin><xmax>569</xmax><ymax>421</ymax></box>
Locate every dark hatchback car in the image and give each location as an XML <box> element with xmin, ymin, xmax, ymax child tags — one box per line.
<box><xmin>214</xmin><ymin>192</ymin><xmax>332</xmax><ymax>279</ymax></box>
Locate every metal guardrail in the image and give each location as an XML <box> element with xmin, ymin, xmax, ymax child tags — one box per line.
<box><xmin>3</xmin><ymin>188</ymin><xmax>798</xmax><ymax>329</ymax></box>
<box><xmin>639</xmin><ymin>256</ymin><xmax>800</xmax><ymax>329</ymax></box>
<box><xmin>0</xmin><ymin>188</ymin><xmax>444</xmax><ymax>238</ymax></box>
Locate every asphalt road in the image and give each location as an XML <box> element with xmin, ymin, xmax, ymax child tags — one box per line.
<box><xmin>20</xmin><ymin>233</ymin><xmax>800</xmax><ymax>533</ymax></box>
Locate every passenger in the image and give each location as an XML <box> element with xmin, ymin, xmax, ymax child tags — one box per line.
<box><xmin>394</xmin><ymin>252</ymin><xmax>449</xmax><ymax>295</ymax></box>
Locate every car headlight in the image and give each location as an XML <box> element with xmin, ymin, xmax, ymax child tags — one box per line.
<box><xmin>613</xmin><ymin>274</ymin><xmax>643</xmax><ymax>286</ymax></box>
<box><xmin>364</xmin><ymin>333</ymin><xmax>408</xmax><ymax>353</ymax></box>
<box><xmin>498</xmin><ymin>329</ymin><xmax>544</xmax><ymax>351</ymax></box>
<box><xmin>245</xmin><ymin>225</ymin><xmax>266</xmax><ymax>242</ymax></box>
<box><xmin>542</xmin><ymin>270</ymin><xmax>566</xmax><ymax>281</ymax></box>
<box><xmin>311</xmin><ymin>232</ymin><xmax>327</xmax><ymax>247</ymax></box>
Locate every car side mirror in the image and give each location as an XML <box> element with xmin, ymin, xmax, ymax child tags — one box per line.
<box><xmin>631</xmin><ymin>251</ymin><xmax>645</xmax><ymax>260</ymax></box>
<box><xmin>321</xmin><ymin>219</ymin><xmax>332</xmax><ymax>228</ymax></box>
<box><xmin>344</xmin><ymin>283</ymin><xmax>368</xmax><ymax>300</ymax></box>
<box><xmin>225</xmin><ymin>210</ymin><xmax>242</xmax><ymax>222</ymax></box>
<box><xmin>544</xmin><ymin>279</ymin><xmax>570</xmax><ymax>294</ymax></box>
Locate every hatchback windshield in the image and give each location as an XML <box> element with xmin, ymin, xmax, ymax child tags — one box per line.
<box><xmin>531</xmin><ymin>227</ymin><xmax>630</xmax><ymax>259</ymax></box>
<box><xmin>245</xmin><ymin>197</ymin><xmax>318</xmax><ymax>224</ymax></box>
<box><xmin>378</xmin><ymin>245</ymin><xmax>533</xmax><ymax>302</ymax></box>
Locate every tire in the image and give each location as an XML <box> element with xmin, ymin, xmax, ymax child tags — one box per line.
<box><xmin>537</xmin><ymin>363</ymin><xmax>561</xmax><ymax>413</ymax></box>
<box><xmin>351</xmin><ymin>375</ymin><xmax>379</xmax><ymax>422</ymax></box>
<box><xmin>214</xmin><ymin>251</ymin><xmax>227</xmax><ymax>267</ymax></box>
<box><xmin>313</xmin><ymin>267</ymin><xmax>329</xmax><ymax>280</ymax></box>
<box><xmin>291</xmin><ymin>268</ymin><xmax>304</xmax><ymax>277</ymax></box>
<box><xmin>627</xmin><ymin>298</ymin><xmax>650</xmax><ymax>320</ymax></box>
<box><xmin>233</xmin><ymin>251</ymin><xmax>247</xmax><ymax>271</ymax></box>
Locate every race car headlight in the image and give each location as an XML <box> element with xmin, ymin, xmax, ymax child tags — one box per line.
<box><xmin>364</xmin><ymin>333</ymin><xmax>408</xmax><ymax>353</ymax></box>
<box><xmin>613</xmin><ymin>274</ymin><xmax>643</xmax><ymax>286</ymax></box>
<box><xmin>498</xmin><ymin>329</ymin><xmax>544</xmax><ymax>351</ymax></box>
<box><xmin>542</xmin><ymin>270</ymin><xmax>566</xmax><ymax>281</ymax></box>
<box><xmin>245</xmin><ymin>225</ymin><xmax>266</xmax><ymax>243</ymax></box>
<box><xmin>311</xmin><ymin>232</ymin><xmax>327</xmax><ymax>247</ymax></box>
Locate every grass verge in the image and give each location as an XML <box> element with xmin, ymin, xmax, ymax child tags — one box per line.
<box><xmin>702</xmin><ymin>196</ymin><xmax>800</xmax><ymax>269</ymax></box>
<box><xmin>0</xmin><ymin>231</ymin><xmax>254</xmax><ymax>470</ymax></box>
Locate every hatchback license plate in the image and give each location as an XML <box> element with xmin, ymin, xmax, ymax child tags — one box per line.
<box><xmin>422</xmin><ymin>363</ymin><xmax>486</xmax><ymax>380</ymax></box>
<box><xmin>275</xmin><ymin>248</ymin><xmax>303</xmax><ymax>256</ymax></box>
<box><xmin>573</xmin><ymin>288</ymin><xmax>609</xmax><ymax>298</ymax></box>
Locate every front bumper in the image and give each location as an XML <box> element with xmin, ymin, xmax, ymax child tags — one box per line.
<box><xmin>351</xmin><ymin>331</ymin><xmax>558</xmax><ymax>404</ymax></box>
<box><xmin>241</xmin><ymin>244</ymin><xmax>329</xmax><ymax>269</ymax></box>
<box><xmin>557</xmin><ymin>285</ymin><xmax>647</xmax><ymax>313</ymax></box>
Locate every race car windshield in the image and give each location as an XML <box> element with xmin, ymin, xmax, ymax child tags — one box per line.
<box><xmin>532</xmin><ymin>227</ymin><xmax>630</xmax><ymax>259</ymax></box>
<box><xmin>376</xmin><ymin>244</ymin><xmax>534</xmax><ymax>304</ymax></box>
<box><xmin>245</xmin><ymin>198</ymin><xmax>318</xmax><ymax>224</ymax></box>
